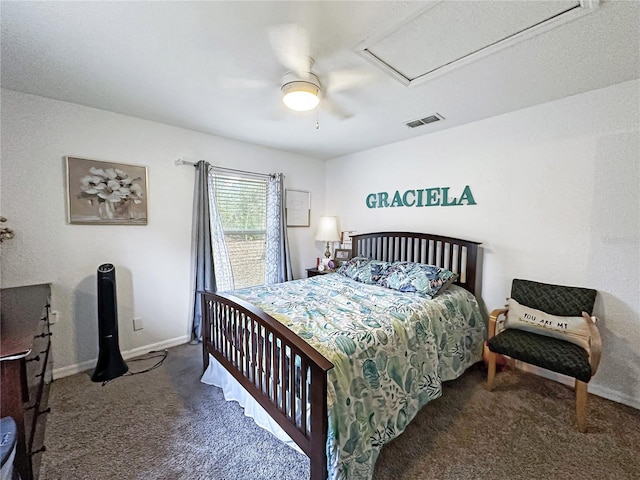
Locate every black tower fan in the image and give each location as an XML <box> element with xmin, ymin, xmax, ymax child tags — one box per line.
<box><xmin>92</xmin><ymin>263</ymin><xmax>129</xmax><ymax>382</ymax></box>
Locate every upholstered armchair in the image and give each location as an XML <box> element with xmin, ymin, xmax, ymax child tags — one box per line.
<box><xmin>485</xmin><ymin>279</ymin><xmax>602</xmax><ymax>432</ymax></box>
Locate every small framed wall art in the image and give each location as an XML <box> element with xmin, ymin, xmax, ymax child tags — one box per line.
<box><xmin>341</xmin><ymin>230</ymin><xmax>356</xmax><ymax>248</ymax></box>
<box><xmin>66</xmin><ymin>156</ymin><xmax>148</xmax><ymax>225</ymax></box>
<box><xmin>285</xmin><ymin>189</ymin><xmax>310</xmax><ymax>227</ymax></box>
<box><xmin>341</xmin><ymin>231</ymin><xmax>356</xmax><ymax>243</ymax></box>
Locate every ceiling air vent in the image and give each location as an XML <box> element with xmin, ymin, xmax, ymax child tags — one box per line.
<box><xmin>405</xmin><ymin>113</ymin><xmax>444</xmax><ymax>129</ymax></box>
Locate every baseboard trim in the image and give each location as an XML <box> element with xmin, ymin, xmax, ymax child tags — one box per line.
<box><xmin>52</xmin><ymin>335</ymin><xmax>190</xmax><ymax>380</ymax></box>
<box><xmin>516</xmin><ymin>362</ymin><xmax>640</xmax><ymax>410</ymax></box>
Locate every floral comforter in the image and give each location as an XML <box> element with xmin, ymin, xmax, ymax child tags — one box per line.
<box><xmin>228</xmin><ymin>273</ymin><xmax>485</xmax><ymax>480</ymax></box>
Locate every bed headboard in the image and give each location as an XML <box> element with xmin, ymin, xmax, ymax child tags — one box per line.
<box><xmin>351</xmin><ymin>231</ymin><xmax>481</xmax><ymax>296</ymax></box>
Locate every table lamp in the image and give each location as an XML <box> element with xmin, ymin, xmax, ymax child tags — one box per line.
<box><xmin>315</xmin><ymin>216</ymin><xmax>340</xmax><ymax>260</ymax></box>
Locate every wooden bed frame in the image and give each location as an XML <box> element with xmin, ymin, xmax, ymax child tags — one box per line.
<box><xmin>200</xmin><ymin>232</ymin><xmax>480</xmax><ymax>480</ymax></box>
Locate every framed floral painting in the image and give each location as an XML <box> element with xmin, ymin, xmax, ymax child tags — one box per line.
<box><xmin>66</xmin><ymin>157</ymin><xmax>148</xmax><ymax>225</ymax></box>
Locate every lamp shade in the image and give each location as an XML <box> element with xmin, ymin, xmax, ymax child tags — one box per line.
<box><xmin>315</xmin><ymin>216</ymin><xmax>340</xmax><ymax>242</ymax></box>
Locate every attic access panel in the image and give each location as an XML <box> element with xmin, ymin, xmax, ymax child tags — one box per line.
<box><xmin>358</xmin><ymin>0</ymin><xmax>599</xmax><ymax>86</ymax></box>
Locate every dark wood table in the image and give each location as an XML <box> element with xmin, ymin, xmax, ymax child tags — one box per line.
<box><xmin>305</xmin><ymin>267</ymin><xmax>335</xmax><ymax>278</ymax></box>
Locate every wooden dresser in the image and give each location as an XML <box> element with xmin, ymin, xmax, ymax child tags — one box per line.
<box><xmin>1</xmin><ymin>284</ymin><xmax>53</xmax><ymax>480</ymax></box>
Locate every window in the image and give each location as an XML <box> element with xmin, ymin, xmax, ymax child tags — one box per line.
<box><xmin>212</xmin><ymin>174</ymin><xmax>267</xmax><ymax>289</ymax></box>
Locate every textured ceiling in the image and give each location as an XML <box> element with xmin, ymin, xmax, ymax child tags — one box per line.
<box><xmin>361</xmin><ymin>1</ymin><xmax>582</xmax><ymax>81</ymax></box>
<box><xmin>1</xmin><ymin>1</ymin><xmax>639</xmax><ymax>159</ymax></box>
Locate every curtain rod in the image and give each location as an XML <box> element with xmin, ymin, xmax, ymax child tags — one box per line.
<box><xmin>174</xmin><ymin>159</ymin><xmax>273</xmax><ymax>180</ymax></box>
<box><xmin>175</xmin><ymin>158</ymin><xmax>196</xmax><ymax>167</ymax></box>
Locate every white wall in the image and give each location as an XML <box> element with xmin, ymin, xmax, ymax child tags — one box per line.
<box><xmin>2</xmin><ymin>81</ymin><xmax>638</xmax><ymax>408</ymax></box>
<box><xmin>325</xmin><ymin>79</ymin><xmax>640</xmax><ymax>408</ymax></box>
<box><xmin>0</xmin><ymin>89</ymin><xmax>326</xmax><ymax>376</ymax></box>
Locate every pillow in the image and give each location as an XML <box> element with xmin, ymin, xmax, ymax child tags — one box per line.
<box><xmin>336</xmin><ymin>256</ymin><xmax>391</xmax><ymax>284</ymax></box>
<box><xmin>378</xmin><ymin>262</ymin><xmax>457</xmax><ymax>299</ymax></box>
<box><xmin>504</xmin><ymin>298</ymin><xmax>591</xmax><ymax>350</ymax></box>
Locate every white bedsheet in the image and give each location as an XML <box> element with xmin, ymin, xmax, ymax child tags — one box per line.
<box><xmin>201</xmin><ymin>353</ymin><xmax>304</xmax><ymax>454</ymax></box>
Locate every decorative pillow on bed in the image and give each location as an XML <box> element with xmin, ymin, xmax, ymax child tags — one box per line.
<box><xmin>336</xmin><ymin>256</ymin><xmax>391</xmax><ymax>284</ymax></box>
<box><xmin>504</xmin><ymin>298</ymin><xmax>592</xmax><ymax>350</ymax></box>
<box><xmin>378</xmin><ymin>262</ymin><xmax>457</xmax><ymax>299</ymax></box>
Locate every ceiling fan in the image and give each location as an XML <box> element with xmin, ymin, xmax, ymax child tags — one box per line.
<box><xmin>218</xmin><ymin>23</ymin><xmax>372</xmax><ymax>123</ymax></box>
<box><xmin>268</xmin><ymin>23</ymin><xmax>371</xmax><ymax>119</ymax></box>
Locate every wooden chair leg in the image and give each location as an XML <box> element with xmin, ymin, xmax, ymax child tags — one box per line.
<box><xmin>486</xmin><ymin>351</ymin><xmax>496</xmax><ymax>391</ymax></box>
<box><xmin>575</xmin><ymin>379</ymin><xmax>588</xmax><ymax>433</ymax></box>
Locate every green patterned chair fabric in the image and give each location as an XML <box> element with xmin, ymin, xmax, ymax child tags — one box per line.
<box><xmin>488</xmin><ymin>279</ymin><xmax>597</xmax><ymax>382</ymax></box>
<box><xmin>510</xmin><ymin>279</ymin><xmax>596</xmax><ymax>316</ymax></box>
<box><xmin>488</xmin><ymin>329</ymin><xmax>592</xmax><ymax>382</ymax></box>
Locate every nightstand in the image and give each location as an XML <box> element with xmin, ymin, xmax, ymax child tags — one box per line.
<box><xmin>306</xmin><ymin>268</ymin><xmax>332</xmax><ymax>278</ymax></box>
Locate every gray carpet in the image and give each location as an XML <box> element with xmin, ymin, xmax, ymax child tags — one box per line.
<box><xmin>40</xmin><ymin>343</ymin><xmax>640</xmax><ymax>480</ymax></box>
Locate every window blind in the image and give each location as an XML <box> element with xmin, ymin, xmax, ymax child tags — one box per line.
<box><xmin>213</xmin><ymin>174</ymin><xmax>268</xmax><ymax>289</ymax></box>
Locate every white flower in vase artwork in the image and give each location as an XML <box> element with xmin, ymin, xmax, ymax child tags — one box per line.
<box><xmin>78</xmin><ymin>167</ymin><xmax>144</xmax><ymax>219</ymax></box>
<box><xmin>67</xmin><ymin>157</ymin><xmax>148</xmax><ymax>225</ymax></box>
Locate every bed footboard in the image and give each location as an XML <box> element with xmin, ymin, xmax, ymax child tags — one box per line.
<box><xmin>200</xmin><ymin>291</ymin><xmax>334</xmax><ymax>480</ymax></box>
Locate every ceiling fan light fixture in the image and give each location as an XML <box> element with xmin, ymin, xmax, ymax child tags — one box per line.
<box><xmin>281</xmin><ymin>80</ymin><xmax>320</xmax><ymax>111</ymax></box>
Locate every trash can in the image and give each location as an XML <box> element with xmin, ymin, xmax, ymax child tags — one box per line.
<box><xmin>0</xmin><ymin>417</ymin><xmax>17</xmax><ymax>480</ymax></box>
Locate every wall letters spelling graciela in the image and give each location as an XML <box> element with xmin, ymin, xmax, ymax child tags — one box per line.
<box><xmin>365</xmin><ymin>185</ymin><xmax>476</xmax><ymax>209</ymax></box>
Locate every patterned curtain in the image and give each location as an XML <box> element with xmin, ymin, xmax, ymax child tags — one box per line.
<box><xmin>190</xmin><ymin>161</ymin><xmax>234</xmax><ymax>342</ymax></box>
<box><xmin>265</xmin><ymin>173</ymin><xmax>293</xmax><ymax>284</ymax></box>
<box><xmin>207</xmin><ymin>170</ymin><xmax>234</xmax><ymax>292</ymax></box>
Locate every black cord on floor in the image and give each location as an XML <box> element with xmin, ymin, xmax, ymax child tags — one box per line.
<box><xmin>100</xmin><ymin>350</ymin><xmax>168</xmax><ymax>386</ymax></box>
<box><xmin>126</xmin><ymin>349</ymin><xmax>169</xmax><ymax>374</ymax></box>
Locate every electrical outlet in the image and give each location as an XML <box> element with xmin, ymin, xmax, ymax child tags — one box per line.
<box><xmin>133</xmin><ymin>317</ymin><xmax>144</xmax><ymax>331</ymax></box>
<box><xmin>50</xmin><ymin>311</ymin><xmax>59</xmax><ymax>324</ymax></box>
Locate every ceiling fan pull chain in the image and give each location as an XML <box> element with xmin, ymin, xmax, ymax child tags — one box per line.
<box><xmin>315</xmin><ymin>107</ymin><xmax>320</xmax><ymax>130</ymax></box>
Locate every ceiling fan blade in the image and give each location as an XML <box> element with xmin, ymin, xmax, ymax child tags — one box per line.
<box><xmin>268</xmin><ymin>23</ymin><xmax>312</xmax><ymax>75</ymax></box>
<box><xmin>216</xmin><ymin>76</ymin><xmax>271</xmax><ymax>90</ymax></box>
<box><xmin>322</xmin><ymin>96</ymin><xmax>353</xmax><ymax>120</ymax></box>
<box><xmin>325</xmin><ymin>68</ymin><xmax>374</xmax><ymax>93</ymax></box>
